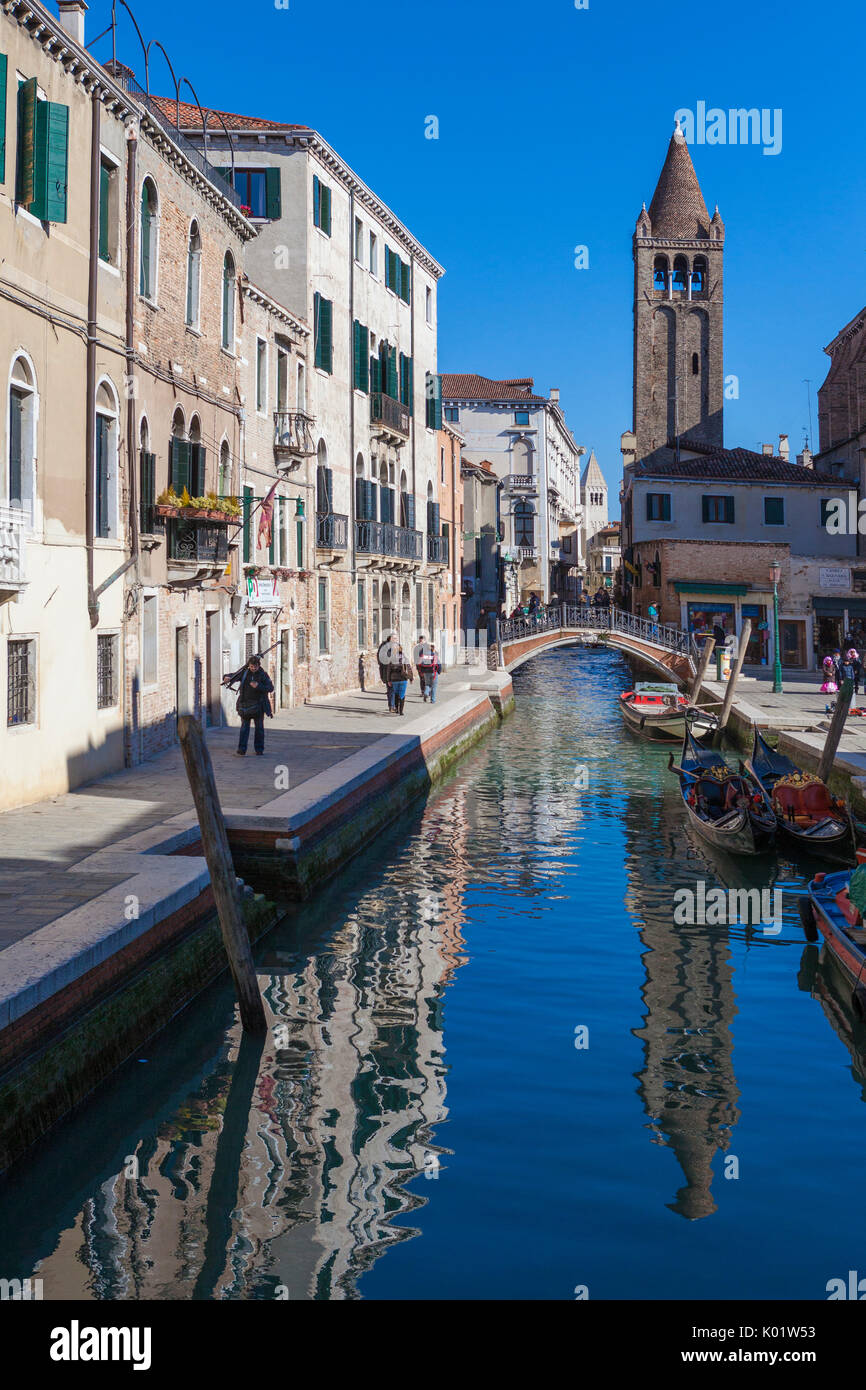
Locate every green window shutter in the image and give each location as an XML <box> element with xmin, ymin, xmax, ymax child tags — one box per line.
<box><xmin>662</xmin><ymin>494</ymin><xmax>671</xmax><ymax>521</ymax></box>
<box><xmin>265</xmin><ymin>166</ymin><xmax>281</xmax><ymax>219</ymax></box>
<box><xmin>724</xmin><ymin>496</ymin><xmax>735</xmax><ymax>524</ymax></box>
<box><xmin>407</xmin><ymin>357</ymin><xmax>413</xmax><ymax>415</ymax></box>
<box><xmin>321</xmin><ymin>298</ymin><xmax>333</xmax><ymax>373</ymax></box>
<box><xmin>190</xmin><ymin>443</ymin><xmax>206</xmax><ymax>496</ymax></box>
<box><xmin>401</xmin><ymin>259</ymin><xmax>411</xmax><ymax>304</ymax></box>
<box><xmin>433</xmin><ymin>373</ymin><xmax>442</xmax><ymax>430</ymax></box>
<box><xmin>701</xmin><ymin>496</ymin><xmax>710</xmax><ymax>523</ymax></box>
<box><xmin>313</xmin><ymin>174</ymin><xmax>320</xmax><ymax>227</ymax></box>
<box><xmin>16</xmin><ymin>77</ymin><xmax>37</xmax><ymax>206</ymax></box>
<box><xmin>269</xmin><ymin>506</ymin><xmax>276</xmax><ymax>563</ymax></box>
<box><xmin>32</xmin><ymin>101</ymin><xmax>68</xmax><ymax>222</ymax></box>
<box><xmin>359</xmin><ymin>325</ymin><xmax>369</xmax><ymax>392</ymax></box>
<box><xmin>370</xmin><ymin>354</ymin><xmax>381</xmax><ymax>393</ymax></box>
<box><xmin>352</xmin><ymin>319</ymin><xmax>361</xmax><ymax>389</ymax></box>
<box><xmin>243</xmin><ymin>485</ymin><xmax>253</xmax><ymax>562</ymax></box>
<box><xmin>0</xmin><ymin>55</ymin><xmax>7</xmax><ymax>185</ymax></box>
<box><xmin>387</xmin><ymin>346</ymin><xmax>397</xmax><ymax>398</ymax></box>
<box><xmin>322</xmin><ymin>182</ymin><xmax>331</xmax><ymax>235</ymax></box>
<box><xmin>170</xmin><ymin>438</ymin><xmax>191</xmax><ymax>494</ymax></box>
<box><xmin>99</xmin><ymin>161</ymin><xmax>110</xmax><ymax>261</ymax></box>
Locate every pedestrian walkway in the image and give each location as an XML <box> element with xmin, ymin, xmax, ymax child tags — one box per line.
<box><xmin>0</xmin><ymin>668</ymin><xmax>483</xmax><ymax>951</ymax></box>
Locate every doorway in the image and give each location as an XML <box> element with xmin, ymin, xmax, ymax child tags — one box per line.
<box><xmin>205</xmin><ymin>610</ymin><xmax>221</xmax><ymax>726</ymax></box>
<box><xmin>279</xmin><ymin>628</ymin><xmax>293</xmax><ymax>710</ymax></box>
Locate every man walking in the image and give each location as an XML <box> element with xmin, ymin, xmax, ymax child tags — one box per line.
<box><xmin>386</xmin><ymin>644</ymin><xmax>414</xmax><ymax>715</ymax></box>
<box><xmin>377</xmin><ymin>632</ymin><xmax>397</xmax><ymax>711</ymax></box>
<box><xmin>223</xmin><ymin>655</ymin><xmax>274</xmax><ymax>756</ymax></box>
<box><xmin>416</xmin><ymin>643</ymin><xmax>442</xmax><ymax>703</ymax></box>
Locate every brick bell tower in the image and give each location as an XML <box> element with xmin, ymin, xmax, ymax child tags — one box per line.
<box><xmin>632</xmin><ymin>120</ymin><xmax>725</xmax><ymax>467</ymax></box>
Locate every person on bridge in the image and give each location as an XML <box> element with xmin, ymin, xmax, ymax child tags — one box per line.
<box><xmin>223</xmin><ymin>655</ymin><xmax>274</xmax><ymax>756</ymax></box>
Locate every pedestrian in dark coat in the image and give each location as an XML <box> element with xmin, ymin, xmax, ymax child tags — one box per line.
<box><xmin>223</xmin><ymin>655</ymin><xmax>274</xmax><ymax>756</ymax></box>
<box><xmin>377</xmin><ymin>634</ymin><xmax>396</xmax><ymax>710</ymax></box>
<box><xmin>386</xmin><ymin>647</ymin><xmax>414</xmax><ymax>715</ymax></box>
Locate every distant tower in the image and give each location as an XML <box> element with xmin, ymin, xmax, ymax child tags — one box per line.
<box><xmin>580</xmin><ymin>451</ymin><xmax>607</xmax><ymax>549</ymax></box>
<box><xmin>632</xmin><ymin>120</ymin><xmax>725</xmax><ymax>467</ymax></box>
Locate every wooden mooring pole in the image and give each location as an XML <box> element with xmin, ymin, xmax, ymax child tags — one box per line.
<box><xmin>688</xmin><ymin>636</ymin><xmax>716</xmax><ymax>703</ymax></box>
<box><xmin>714</xmin><ymin>620</ymin><xmax>752</xmax><ymax>747</ymax></box>
<box><xmin>177</xmin><ymin>714</ymin><xmax>267</xmax><ymax>1033</ymax></box>
<box><xmin>817</xmin><ymin>678</ymin><xmax>854</xmax><ymax>785</ymax></box>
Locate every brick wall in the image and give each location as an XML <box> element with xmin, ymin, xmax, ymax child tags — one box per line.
<box><xmin>633</xmin><ymin>538</ymin><xmax>791</xmax><ymax>624</ymax></box>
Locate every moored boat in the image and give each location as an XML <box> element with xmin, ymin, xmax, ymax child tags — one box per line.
<box><xmin>620</xmin><ymin>682</ymin><xmax>717</xmax><ymax>743</ymax></box>
<box><xmin>668</xmin><ymin>727</ymin><xmax>776</xmax><ymax>856</ymax></box>
<box><xmin>800</xmin><ymin>866</ymin><xmax>866</xmax><ymax>1019</ymax></box>
<box><xmin>746</xmin><ymin>728</ymin><xmax>855</xmax><ymax>861</ymax></box>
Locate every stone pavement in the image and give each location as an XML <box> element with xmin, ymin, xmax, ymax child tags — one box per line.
<box><xmin>0</xmin><ymin>667</ymin><xmax>484</xmax><ymax>951</ymax></box>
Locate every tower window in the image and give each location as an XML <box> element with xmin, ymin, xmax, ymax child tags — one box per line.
<box><xmin>692</xmin><ymin>257</ymin><xmax>706</xmax><ymax>293</ymax></box>
<box><xmin>653</xmin><ymin>256</ymin><xmax>668</xmax><ymax>293</ymax></box>
<box><xmin>672</xmin><ymin>256</ymin><xmax>688</xmax><ymax>293</ymax></box>
<box><xmin>691</xmin><ymin>353</ymin><xmax>699</xmax><ymax>375</ymax></box>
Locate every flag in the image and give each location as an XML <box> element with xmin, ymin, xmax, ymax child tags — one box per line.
<box><xmin>257</xmin><ymin>481</ymin><xmax>279</xmax><ymax>550</ymax></box>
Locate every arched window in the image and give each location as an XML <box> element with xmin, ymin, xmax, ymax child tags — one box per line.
<box><xmin>381</xmin><ymin>580</ymin><xmax>393</xmax><ymax>637</ymax></box>
<box><xmin>401</xmin><ymin>581</ymin><xmax>411</xmax><ymax>634</ymax></box>
<box><xmin>188</xmin><ymin>414</ymin><xmax>201</xmax><ymax>444</ymax></box>
<box><xmin>172</xmin><ymin>406</ymin><xmax>186</xmax><ymax>439</ymax></box>
<box><xmin>7</xmin><ymin>355</ymin><xmax>37</xmax><ymax>514</ymax></box>
<box><xmin>512</xmin><ymin>437</ymin><xmax>532</xmax><ymax>477</ymax></box>
<box><xmin>316</xmin><ymin>439</ymin><xmax>331</xmax><ymax>514</ymax></box>
<box><xmin>186</xmin><ymin>220</ymin><xmax>201</xmax><ymax>327</ymax></box>
<box><xmin>653</xmin><ymin>255</ymin><xmax>668</xmax><ymax>293</ymax></box>
<box><xmin>513</xmin><ymin>499</ymin><xmax>535</xmax><ymax>547</ymax></box>
<box><xmin>672</xmin><ymin>256</ymin><xmax>688</xmax><ymax>294</ymax></box>
<box><xmin>691</xmin><ymin>352</ymin><xmax>699</xmax><ymax>376</ymax></box>
<box><xmin>692</xmin><ymin>257</ymin><xmax>706</xmax><ymax>294</ymax></box>
<box><xmin>219</xmin><ymin>440</ymin><xmax>231</xmax><ymax>496</ymax></box>
<box><xmin>222</xmin><ymin>251</ymin><xmax>236</xmax><ymax>350</ymax></box>
<box><xmin>94</xmin><ymin>379</ymin><xmax>119</xmax><ymax>539</ymax></box>
<box><xmin>139</xmin><ymin>179</ymin><xmax>158</xmax><ymax>300</ymax></box>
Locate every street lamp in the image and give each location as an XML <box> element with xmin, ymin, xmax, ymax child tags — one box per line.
<box><xmin>770</xmin><ymin>558</ymin><xmax>783</xmax><ymax>694</ymax></box>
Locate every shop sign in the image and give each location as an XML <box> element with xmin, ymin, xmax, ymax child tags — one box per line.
<box><xmin>819</xmin><ymin>567</ymin><xmax>851</xmax><ymax>591</ymax></box>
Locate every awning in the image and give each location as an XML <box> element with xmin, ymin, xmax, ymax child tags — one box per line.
<box><xmin>814</xmin><ymin>598</ymin><xmax>866</xmax><ymax>616</ymax></box>
<box><xmin>674</xmin><ymin>582</ymin><xmax>749</xmax><ymax>596</ymax></box>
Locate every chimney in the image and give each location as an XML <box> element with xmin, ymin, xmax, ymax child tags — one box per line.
<box><xmin>762</xmin><ymin>443</ymin><xmax>773</xmax><ymax>455</ymax></box>
<box><xmin>57</xmin><ymin>0</ymin><xmax>88</xmax><ymax>46</ymax></box>
<box><xmin>549</xmin><ymin>387</ymin><xmax>559</xmax><ymax>403</ymax></box>
<box><xmin>797</xmin><ymin>447</ymin><xmax>814</xmax><ymax>469</ymax></box>
<box><xmin>779</xmin><ymin>433</ymin><xmax>789</xmax><ymax>460</ymax></box>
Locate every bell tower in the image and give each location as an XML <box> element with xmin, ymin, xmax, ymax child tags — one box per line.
<box><xmin>632</xmin><ymin>121</ymin><xmax>725</xmax><ymax>467</ymax></box>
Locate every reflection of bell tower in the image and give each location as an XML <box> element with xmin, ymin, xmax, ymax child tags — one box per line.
<box><xmin>633</xmin><ymin>120</ymin><xmax>725</xmax><ymax>468</ymax></box>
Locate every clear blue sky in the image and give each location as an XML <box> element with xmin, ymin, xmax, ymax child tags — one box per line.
<box><xmin>91</xmin><ymin>0</ymin><xmax>866</xmax><ymax>511</ymax></box>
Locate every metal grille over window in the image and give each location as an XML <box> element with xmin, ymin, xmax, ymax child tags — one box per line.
<box><xmin>7</xmin><ymin>639</ymin><xmax>34</xmax><ymax>726</ymax></box>
<box><xmin>97</xmin><ymin>634</ymin><xmax>117</xmax><ymax>709</ymax></box>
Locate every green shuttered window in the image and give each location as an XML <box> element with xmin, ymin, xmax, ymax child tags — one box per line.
<box><xmin>0</xmin><ymin>55</ymin><xmax>7</xmax><ymax>185</ymax></box>
<box><xmin>18</xmin><ymin>89</ymin><xmax>69</xmax><ymax>223</ymax></box>
<box><xmin>313</xmin><ymin>174</ymin><xmax>331</xmax><ymax>235</ymax></box>
<box><xmin>314</xmin><ymin>292</ymin><xmax>333</xmax><ymax>373</ymax></box>
<box><xmin>265</xmin><ymin>166</ymin><xmax>281</xmax><ymax>219</ymax></box>
<box><xmin>425</xmin><ymin>373</ymin><xmax>442</xmax><ymax>430</ymax></box>
<box><xmin>353</xmin><ymin>321</ymin><xmax>369</xmax><ymax>392</ymax></box>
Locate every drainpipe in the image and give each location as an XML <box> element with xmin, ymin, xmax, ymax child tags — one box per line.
<box><xmin>122</xmin><ymin>121</ymin><xmax>138</xmax><ymax>765</ymax></box>
<box><xmin>349</xmin><ymin>191</ymin><xmax>356</xmax><ymax>586</ymax></box>
<box><xmin>85</xmin><ymin>92</ymin><xmax>101</xmax><ymax>628</ymax></box>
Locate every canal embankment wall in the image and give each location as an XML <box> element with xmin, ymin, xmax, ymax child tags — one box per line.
<box><xmin>0</xmin><ymin>674</ymin><xmax>513</xmax><ymax>1173</ymax></box>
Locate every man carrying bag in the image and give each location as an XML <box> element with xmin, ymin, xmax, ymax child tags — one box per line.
<box><xmin>222</xmin><ymin>655</ymin><xmax>274</xmax><ymax>756</ymax></box>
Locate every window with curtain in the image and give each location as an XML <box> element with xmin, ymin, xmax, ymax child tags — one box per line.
<box><xmin>139</xmin><ymin>179</ymin><xmax>158</xmax><ymax>299</ymax></box>
<box><xmin>186</xmin><ymin>221</ymin><xmax>201</xmax><ymax>327</ymax></box>
<box><xmin>222</xmin><ymin>251</ymin><xmax>236</xmax><ymax>350</ymax></box>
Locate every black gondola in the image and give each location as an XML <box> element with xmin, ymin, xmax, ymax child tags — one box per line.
<box><xmin>745</xmin><ymin>727</ymin><xmax>855</xmax><ymax>860</ymax></box>
<box><xmin>668</xmin><ymin>727</ymin><xmax>777</xmax><ymax>856</ymax></box>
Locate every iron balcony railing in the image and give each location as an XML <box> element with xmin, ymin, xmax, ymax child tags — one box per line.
<box><xmin>355</xmin><ymin>520</ymin><xmax>424</xmax><ymax>560</ymax></box>
<box><xmin>316</xmin><ymin>511</ymin><xmax>348</xmax><ymax>550</ymax></box>
<box><xmin>497</xmin><ymin>605</ymin><xmax>690</xmax><ymax>657</ymax></box>
<box><xmin>0</xmin><ymin>505</ymin><xmax>27</xmax><ymax>589</ymax></box>
<box><xmin>427</xmin><ymin>534</ymin><xmax>449</xmax><ymax>564</ymax></box>
<box><xmin>274</xmin><ymin>409</ymin><xmax>317</xmax><ymax>458</ymax></box>
<box><xmin>370</xmin><ymin>392</ymin><xmax>410</xmax><ymax>438</ymax></box>
<box><xmin>167</xmin><ymin>520</ymin><xmax>229</xmax><ymax>565</ymax></box>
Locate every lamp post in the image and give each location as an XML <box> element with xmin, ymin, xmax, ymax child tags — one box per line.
<box><xmin>770</xmin><ymin>558</ymin><xmax>783</xmax><ymax>693</ymax></box>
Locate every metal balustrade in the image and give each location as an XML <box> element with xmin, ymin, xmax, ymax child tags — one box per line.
<box><xmin>316</xmin><ymin>512</ymin><xmax>348</xmax><ymax>550</ymax></box>
<box><xmin>498</xmin><ymin>605</ymin><xmax>690</xmax><ymax>657</ymax></box>
<box><xmin>273</xmin><ymin>410</ymin><xmax>317</xmax><ymax>459</ymax></box>
<box><xmin>0</xmin><ymin>506</ymin><xmax>27</xmax><ymax>590</ymax></box>
<box><xmin>370</xmin><ymin>392</ymin><xmax>410</xmax><ymax>438</ymax></box>
<box><xmin>355</xmin><ymin>519</ymin><xmax>423</xmax><ymax>560</ymax></box>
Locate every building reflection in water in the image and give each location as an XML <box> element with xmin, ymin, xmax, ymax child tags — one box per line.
<box><xmin>798</xmin><ymin>942</ymin><xmax>866</xmax><ymax>1102</ymax></box>
<box><xmin>625</xmin><ymin>784</ymin><xmax>754</xmax><ymax>1221</ymax></box>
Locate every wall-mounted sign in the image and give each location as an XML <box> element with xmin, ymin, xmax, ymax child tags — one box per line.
<box><xmin>246</xmin><ymin>576</ymin><xmax>282</xmax><ymax>609</ymax></box>
<box><xmin>819</xmin><ymin>567</ymin><xmax>851</xmax><ymax>591</ymax></box>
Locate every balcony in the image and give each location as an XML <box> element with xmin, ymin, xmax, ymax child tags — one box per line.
<box><xmin>0</xmin><ymin>506</ymin><xmax>27</xmax><ymax>594</ymax></box>
<box><xmin>517</xmin><ymin>544</ymin><xmax>538</xmax><ymax>561</ymax></box>
<box><xmin>427</xmin><ymin>534</ymin><xmax>450</xmax><ymax>565</ymax></box>
<box><xmin>370</xmin><ymin>392</ymin><xmax>410</xmax><ymax>441</ymax></box>
<box><xmin>167</xmin><ymin>519</ymin><xmax>229</xmax><ymax>567</ymax></box>
<box><xmin>355</xmin><ymin>520</ymin><xmax>424</xmax><ymax>562</ymax></box>
<box><xmin>273</xmin><ymin>410</ymin><xmax>317</xmax><ymax>468</ymax></box>
<box><xmin>505</xmin><ymin>474</ymin><xmax>537</xmax><ymax>492</ymax></box>
<box><xmin>316</xmin><ymin>511</ymin><xmax>348</xmax><ymax>551</ymax></box>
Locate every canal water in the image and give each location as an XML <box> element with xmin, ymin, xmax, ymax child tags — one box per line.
<box><xmin>2</xmin><ymin>645</ymin><xmax>865</xmax><ymax>1300</ymax></box>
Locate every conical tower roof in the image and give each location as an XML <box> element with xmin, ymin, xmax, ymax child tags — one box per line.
<box><xmin>647</xmin><ymin>121</ymin><xmax>710</xmax><ymax>239</ymax></box>
<box><xmin>580</xmin><ymin>450</ymin><xmax>606</xmax><ymax>491</ymax></box>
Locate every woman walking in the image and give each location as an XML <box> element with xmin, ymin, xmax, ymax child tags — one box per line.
<box><xmin>222</xmin><ymin>655</ymin><xmax>274</xmax><ymax>756</ymax></box>
<box><xmin>377</xmin><ymin>633</ymin><xmax>396</xmax><ymax>711</ymax></box>
<box><xmin>416</xmin><ymin>643</ymin><xmax>442</xmax><ymax>703</ymax></box>
<box><xmin>386</xmin><ymin>645</ymin><xmax>414</xmax><ymax>715</ymax></box>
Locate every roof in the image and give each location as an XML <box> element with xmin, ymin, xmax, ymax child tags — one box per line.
<box><xmin>150</xmin><ymin>97</ymin><xmax>308</xmax><ymax>133</ymax></box>
<box><xmin>647</xmin><ymin>124</ymin><xmax>711</xmax><ymax>239</ymax></box>
<box><xmin>442</xmin><ymin>374</ymin><xmax>547</xmax><ymax>404</ymax></box>
<box><xmin>580</xmin><ymin>450</ymin><xmax>607</xmax><ymax>491</ymax></box>
<box><xmin>462</xmin><ymin>457</ymin><xmax>498</xmax><ymax>476</ymax></box>
<box><xmin>634</xmin><ymin>441</ymin><xmax>841</xmax><ymax>486</ymax></box>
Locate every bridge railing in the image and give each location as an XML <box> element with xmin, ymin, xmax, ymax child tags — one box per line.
<box><xmin>498</xmin><ymin>605</ymin><xmax>691</xmax><ymax>658</ymax></box>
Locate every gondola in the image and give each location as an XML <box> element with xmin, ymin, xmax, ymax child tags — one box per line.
<box><xmin>800</xmin><ymin>867</ymin><xmax>866</xmax><ymax>1020</ymax></box>
<box><xmin>619</xmin><ymin>682</ymin><xmax>718</xmax><ymax>744</ymax></box>
<box><xmin>668</xmin><ymin>727</ymin><xmax>776</xmax><ymax>856</ymax></box>
<box><xmin>744</xmin><ymin>727</ymin><xmax>855</xmax><ymax>861</ymax></box>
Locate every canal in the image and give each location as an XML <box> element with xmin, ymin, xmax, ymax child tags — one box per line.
<box><xmin>2</xmin><ymin>644</ymin><xmax>865</xmax><ymax>1300</ymax></box>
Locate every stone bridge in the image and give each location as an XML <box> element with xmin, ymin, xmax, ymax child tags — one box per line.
<box><xmin>496</xmin><ymin>606</ymin><xmax>696</xmax><ymax>685</ymax></box>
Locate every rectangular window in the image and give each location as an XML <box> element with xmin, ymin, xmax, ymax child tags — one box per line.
<box><xmin>97</xmin><ymin>633</ymin><xmax>118</xmax><ymax>709</ymax></box>
<box><xmin>425</xmin><ymin>372</ymin><xmax>443</xmax><ymax>430</ymax></box>
<box><xmin>314</xmin><ymin>292</ymin><xmax>333</xmax><ymax>373</ymax></box>
<box><xmin>444</xmin><ymin>406</ymin><xmax>459</xmax><ymax>423</ymax></box>
<box><xmin>425</xmin><ymin>286</ymin><xmax>432</xmax><ymax>324</ymax></box>
<box><xmin>702</xmin><ymin>494</ymin><xmax>735</xmax><ymax>524</ymax></box>
<box><xmin>256</xmin><ymin>338</ymin><xmax>267</xmax><ymax>412</ymax></box>
<box><xmin>646</xmin><ymin>492</ymin><xmax>671</xmax><ymax>522</ymax></box>
<box><xmin>142</xmin><ymin>596</ymin><xmax>158</xmax><ymax>686</ymax></box>
<box><xmin>354</xmin><ymin>216</ymin><xmax>364</xmax><ymax>263</ymax></box>
<box><xmin>139</xmin><ymin>449</ymin><xmax>156</xmax><ymax>534</ymax></box>
<box><xmin>399</xmin><ymin>353</ymin><xmax>413</xmax><ymax>412</ymax></box>
<box><xmin>369</xmin><ymin>231</ymin><xmax>378</xmax><ymax>277</ymax></box>
<box><xmin>98</xmin><ymin>156</ymin><xmax>116</xmax><ymax>263</ymax></box>
<box><xmin>318</xmin><ymin>576</ymin><xmax>330</xmax><ymax>653</ymax></box>
<box><xmin>514</xmin><ymin>410</ymin><xmax>530</xmax><ymax>426</ymax></box>
<box><xmin>357</xmin><ymin>577</ymin><xmax>367</xmax><ymax>649</ymax></box>
<box><xmin>353</xmin><ymin>320</ymin><xmax>369</xmax><ymax>392</ymax></box>
<box><xmin>7</xmin><ymin>638</ymin><xmax>35</xmax><ymax>726</ymax></box>
<box><xmin>313</xmin><ymin>174</ymin><xmax>331</xmax><ymax>234</ymax></box>
<box><xmin>764</xmin><ymin>496</ymin><xmax>785</xmax><ymax>526</ymax></box>
<box><xmin>234</xmin><ymin>169</ymin><xmax>267</xmax><ymax>218</ymax></box>
<box><xmin>17</xmin><ymin>80</ymin><xmax>69</xmax><ymax>223</ymax></box>
<box><xmin>385</xmin><ymin>247</ymin><xmax>409</xmax><ymax>299</ymax></box>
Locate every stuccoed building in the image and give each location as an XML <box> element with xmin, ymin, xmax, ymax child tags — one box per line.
<box><xmin>586</xmin><ymin>522</ymin><xmax>621</xmax><ymax>599</ymax></box>
<box><xmin>460</xmin><ymin>457</ymin><xmax>502</xmax><ymax>635</ymax></box>
<box><xmin>441</xmin><ymin>374</ymin><xmax>583</xmax><ymax>612</ymax></box>
<box><xmin>154</xmin><ymin>97</ymin><xmax>449</xmax><ymax>687</ymax></box>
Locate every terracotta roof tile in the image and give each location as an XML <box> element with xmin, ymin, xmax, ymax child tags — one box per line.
<box><xmin>647</xmin><ymin>126</ymin><xmax>711</xmax><ymax>239</ymax></box>
<box><xmin>442</xmin><ymin>373</ymin><xmax>547</xmax><ymax>403</ymax></box>
<box><xmin>151</xmin><ymin>96</ymin><xmax>309</xmax><ymax>133</ymax></box>
<box><xmin>636</xmin><ymin>441</ymin><xmax>840</xmax><ymax>486</ymax></box>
